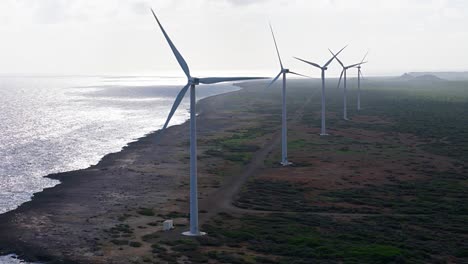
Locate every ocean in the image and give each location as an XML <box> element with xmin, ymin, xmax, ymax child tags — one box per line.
<box><xmin>0</xmin><ymin>76</ymin><xmax>240</xmax><ymax>263</ymax></box>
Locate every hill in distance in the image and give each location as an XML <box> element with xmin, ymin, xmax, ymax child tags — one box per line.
<box><xmin>408</xmin><ymin>71</ymin><xmax>468</xmax><ymax>81</ymax></box>
<box><xmin>397</xmin><ymin>73</ymin><xmax>445</xmax><ymax>82</ymax></box>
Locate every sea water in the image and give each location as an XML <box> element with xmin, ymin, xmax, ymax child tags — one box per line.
<box><xmin>0</xmin><ymin>76</ymin><xmax>239</xmax><ymax>263</ymax></box>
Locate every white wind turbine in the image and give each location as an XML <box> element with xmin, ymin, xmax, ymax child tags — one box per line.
<box><xmin>151</xmin><ymin>9</ymin><xmax>265</xmax><ymax>236</ymax></box>
<box><xmin>356</xmin><ymin>52</ymin><xmax>369</xmax><ymax>111</ymax></box>
<box><xmin>266</xmin><ymin>24</ymin><xmax>308</xmax><ymax>166</ymax></box>
<box><xmin>330</xmin><ymin>49</ymin><xmax>366</xmax><ymax>120</ymax></box>
<box><xmin>294</xmin><ymin>46</ymin><xmax>347</xmax><ymax>136</ymax></box>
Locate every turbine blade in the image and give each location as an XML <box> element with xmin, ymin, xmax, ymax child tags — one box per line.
<box><xmin>288</xmin><ymin>71</ymin><xmax>310</xmax><ymax>78</ymax></box>
<box><xmin>266</xmin><ymin>71</ymin><xmax>283</xmax><ymax>89</ymax></box>
<box><xmin>151</xmin><ymin>9</ymin><xmax>191</xmax><ymax>78</ymax></box>
<box><xmin>269</xmin><ymin>23</ymin><xmax>283</xmax><ymax>70</ymax></box>
<box><xmin>359</xmin><ymin>69</ymin><xmax>365</xmax><ymax>80</ymax></box>
<box><xmin>324</xmin><ymin>45</ymin><xmax>348</xmax><ymax>68</ymax></box>
<box><xmin>161</xmin><ymin>83</ymin><xmax>191</xmax><ymax>131</ymax></box>
<box><xmin>361</xmin><ymin>50</ymin><xmax>369</xmax><ymax>63</ymax></box>
<box><xmin>294</xmin><ymin>57</ymin><xmax>322</xmax><ymax>69</ymax></box>
<box><xmin>199</xmin><ymin>77</ymin><xmax>268</xmax><ymax>84</ymax></box>
<box><xmin>337</xmin><ymin>69</ymin><xmax>344</xmax><ymax>89</ymax></box>
<box><xmin>347</xmin><ymin>61</ymin><xmax>367</xmax><ymax>69</ymax></box>
<box><xmin>329</xmin><ymin>48</ymin><xmax>344</xmax><ymax>68</ymax></box>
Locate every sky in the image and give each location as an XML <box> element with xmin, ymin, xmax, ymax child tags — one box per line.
<box><xmin>0</xmin><ymin>0</ymin><xmax>467</xmax><ymax>77</ymax></box>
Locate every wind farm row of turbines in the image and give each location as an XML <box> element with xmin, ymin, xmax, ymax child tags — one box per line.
<box><xmin>150</xmin><ymin>9</ymin><xmax>369</xmax><ymax>236</ymax></box>
<box><xmin>267</xmin><ymin>26</ymin><xmax>368</xmax><ymax>166</ymax></box>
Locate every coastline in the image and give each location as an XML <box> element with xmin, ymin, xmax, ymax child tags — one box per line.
<box><xmin>1</xmin><ymin>78</ymin><xmax>466</xmax><ymax>263</ymax></box>
<box><xmin>0</xmin><ymin>83</ymin><xmax>253</xmax><ymax>263</ymax></box>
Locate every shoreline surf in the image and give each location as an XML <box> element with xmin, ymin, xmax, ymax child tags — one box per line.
<box><xmin>0</xmin><ymin>83</ymin><xmax>244</xmax><ymax>263</ymax></box>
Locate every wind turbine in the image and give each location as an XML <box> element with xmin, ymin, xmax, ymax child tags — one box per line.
<box><xmin>357</xmin><ymin>52</ymin><xmax>368</xmax><ymax>111</ymax></box>
<box><xmin>266</xmin><ymin>24</ymin><xmax>308</xmax><ymax>166</ymax></box>
<box><xmin>294</xmin><ymin>46</ymin><xmax>347</xmax><ymax>136</ymax></box>
<box><xmin>151</xmin><ymin>9</ymin><xmax>265</xmax><ymax>236</ymax></box>
<box><xmin>330</xmin><ymin>49</ymin><xmax>366</xmax><ymax>120</ymax></box>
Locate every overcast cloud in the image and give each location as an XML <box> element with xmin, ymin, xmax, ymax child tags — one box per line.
<box><xmin>0</xmin><ymin>0</ymin><xmax>467</xmax><ymax>77</ymax></box>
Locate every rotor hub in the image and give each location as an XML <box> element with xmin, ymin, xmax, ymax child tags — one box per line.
<box><xmin>189</xmin><ymin>77</ymin><xmax>200</xmax><ymax>85</ymax></box>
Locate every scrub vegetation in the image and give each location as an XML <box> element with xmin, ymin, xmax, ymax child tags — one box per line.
<box><xmin>20</xmin><ymin>79</ymin><xmax>465</xmax><ymax>264</ymax></box>
<box><xmin>197</xmin><ymin>79</ymin><xmax>467</xmax><ymax>263</ymax></box>
<box><xmin>128</xmin><ymin>79</ymin><xmax>468</xmax><ymax>263</ymax></box>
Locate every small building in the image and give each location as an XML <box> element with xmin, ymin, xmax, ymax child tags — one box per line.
<box><xmin>163</xmin><ymin>220</ymin><xmax>174</xmax><ymax>231</ymax></box>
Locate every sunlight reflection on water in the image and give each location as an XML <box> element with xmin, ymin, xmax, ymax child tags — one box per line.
<box><xmin>0</xmin><ymin>75</ymin><xmax>240</xmax><ymax>263</ymax></box>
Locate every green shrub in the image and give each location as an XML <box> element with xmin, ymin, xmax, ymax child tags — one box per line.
<box><xmin>111</xmin><ymin>239</ymin><xmax>129</xmax><ymax>246</ymax></box>
<box><xmin>138</xmin><ymin>208</ymin><xmax>155</xmax><ymax>216</ymax></box>
<box><xmin>129</xmin><ymin>241</ymin><xmax>142</xmax><ymax>248</ymax></box>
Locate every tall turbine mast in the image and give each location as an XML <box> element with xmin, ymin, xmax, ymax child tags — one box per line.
<box><xmin>294</xmin><ymin>45</ymin><xmax>347</xmax><ymax>136</ymax></box>
<box><xmin>266</xmin><ymin>24</ymin><xmax>308</xmax><ymax>166</ymax></box>
<box><xmin>330</xmin><ymin>49</ymin><xmax>366</xmax><ymax>120</ymax></box>
<box><xmin>357</xmin><ymin>51</ymin><xmax>369</xmax><ymax>111</ymax></box>
<box><xmin>151</xmin><ymin>9</ymin><xmax>265</xmax><ymax>236</ymax></box>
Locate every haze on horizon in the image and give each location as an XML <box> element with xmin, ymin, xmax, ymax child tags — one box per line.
<box><xmin>0</xmin><ymin>0</ymin><xmax>467</xmax><ymax>78</ymax></box>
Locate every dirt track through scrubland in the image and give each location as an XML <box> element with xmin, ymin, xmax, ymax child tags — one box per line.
<box><xmin>199</xmin><ymin>92</ymin><xmax>316</xmax><ymax>223</ymax></box>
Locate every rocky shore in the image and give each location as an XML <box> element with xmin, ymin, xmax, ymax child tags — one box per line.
<box><xmin>0</xmin><ymin>84</ymin><xmax>268</xmax><ymax>263</ymax></box>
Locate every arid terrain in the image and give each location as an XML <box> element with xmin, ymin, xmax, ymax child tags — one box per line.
<box><xmin>0</xmin><ymin>78</ymin><xmax>467</xmax><ymax>263</ymax></box>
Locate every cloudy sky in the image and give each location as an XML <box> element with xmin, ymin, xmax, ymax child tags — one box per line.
<box><xmin>0</xmin><ymin>0</ymin><xmax>467</xmax><ymax>77</ymax></box>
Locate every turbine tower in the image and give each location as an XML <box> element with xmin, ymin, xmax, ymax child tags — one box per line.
<box><xmin>294</xmin><ymin>46</ymin><xmax>346</xmax><ymax>136</ymax></box>
<box><xmin>330</xmin><ymin>49</ymin><xmax>366</xmax><ymax>120</ymax></box>
<box><xmin>266</xmin><ymin>24</ymin><xmax>308</xmax><ymax>166</ymax></box>
<box><xmin>151</xmin><ymin>9</ymin><xmax>265</xmax><ymax>236</ymax></box>
<box><xmin>357</xmin><ymin>52</ymin><xmax>369</xmax><ymax>111</ymax></box>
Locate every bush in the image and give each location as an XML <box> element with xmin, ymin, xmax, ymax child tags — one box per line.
<box><xmin>142</xmin><ymin>232</ymin><xmax>159</xmax><ymax>242</ymax></box>
<box><xmin>151</xmin><ymin>243</ymin><xmax>167</xmax><ymax>253</ymax></box>
<box><xmin>138</xmin><ymin>208</ymin><xmax>155</xmax><ymax>216</ymax></box>
<box><xmin>172</xmin><ymin>239</ymin><xmax>199</xmax><ymax>252</ymax></box>
<box><xmin>129</xmin><ymin>241</ymin><xmax>142</xmax><ymax>247</ymax></box>
<box><xmin>111</xmin><ymin>239</ymin><xmax>129</xmax><ymax>246</ymax></box>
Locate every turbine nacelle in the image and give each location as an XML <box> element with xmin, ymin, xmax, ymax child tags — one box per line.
<box><xmin>284</xmin><ymin>69</ymin><xmax>290</xmax><ymax>73</ymax></box>
<box><xmin>189</xmin><ymin>77</ymin><xmax>200</xmax><ymax>85</ymax></box>
<box><xmin>322</xmin><ymin>67</ymin><xmax>328</xmax><ymax>71</ymax></box>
